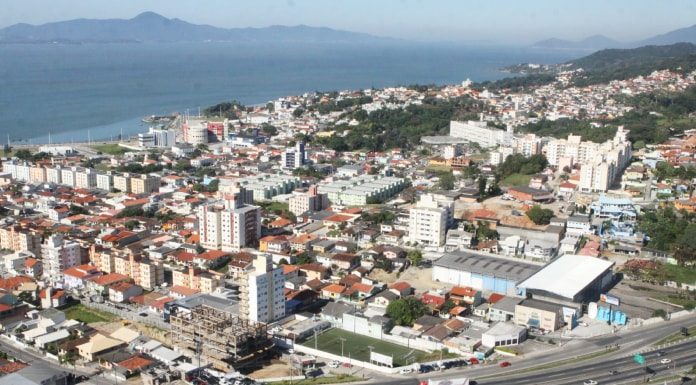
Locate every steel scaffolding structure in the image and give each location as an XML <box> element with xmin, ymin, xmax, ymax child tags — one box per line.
<box><xmin>170</xmin><ymin>304</ymin><xmax>270</xmax><ymax>371</ymax></box>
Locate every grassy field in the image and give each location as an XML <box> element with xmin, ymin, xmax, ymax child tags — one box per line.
<box><xmin>654</xmin><ymin>325</ymin><xmax>696</xmax><ymax>346</ymax></box>
<box><xmin>301</xmin><ymin>328</ymin><xmax>427</xmax><ymax>366</ymax></box>
<box><xmin>91</xmin><ymin>143</ymin><xmax>128</xmax><ymax>156</ymax></box>
<box><xmin>500</xmin><ymin>173</ymin><xmax>532</xmax><ymax>187</ymax></box>
<box><xmin>660</xmin><ymin>264</ymin><xmax>696</xmax><ymax>285</ymax></box>
<box><xmin>656</xmin><ymin>293</ymin><xmax>696</xmax><ymax>310</ymax></box>
<box><xmin>269</xmin><ymin>375</ymin><xmax>363</xmax><ymax>385</ymax></box>
<box><xmin>62</xmin><ymin>303</ymin><xmax>117</xmax><ymax>323</ymax></box>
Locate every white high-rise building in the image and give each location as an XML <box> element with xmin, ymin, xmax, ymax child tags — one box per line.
<box><xmin>240</xmin><ymin>254</ymin><xmax>285</xmax><ymax>324</ymax></box>
<box><xmin>449</xmin><ymin>119</ymin><xmax>514</xmax><ymax>148</ymax></box>
<box><xmin>41</xmin><ymin>234</ymin><xmax>81</xmax><ymax>283</ymax></box>
<box><xmin>408</xmin><ymin>194</ymin><xmax>451</xmax><ymax>247</ymax></box>
<box><xmin>74</xmin><ymin>168</ymin><xmax>97</xmax><ymax>189</ymax></box>
<box><xmin>281</xmin><ymin>141</ymin><xmax>306</xmax><ymax>170</ymax></box>
<box><xmin>577</xmin><ymin>127</ymin><xmax>633</xmax><ymax>193</ymax></box>
<box><xmin>197</xmin><ymin>190</ymin><xmax>261</xmax><ymax>252</ymax></box>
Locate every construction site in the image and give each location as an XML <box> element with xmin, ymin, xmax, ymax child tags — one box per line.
<box><xmin>170</xmin><ymin>304</ymin><xmax>272</xmax><ymax>372</ymax></box>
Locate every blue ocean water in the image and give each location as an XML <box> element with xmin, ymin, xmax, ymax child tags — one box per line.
<box><xmin>0</xmin><ymin>42</ymin><xmax>586</xmax><ymax>144</ymax></box>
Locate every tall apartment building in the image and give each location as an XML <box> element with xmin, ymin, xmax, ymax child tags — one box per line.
<box><xmin>131</xmin><ymin>174</ymin><xmax>160</xmax><ymax>195</ymax></box>
<box><xmin>75</xmin><ymin>168</ymin><xmax>98</xmax><ymax>189</ymax></box>
<box><xmin>197</xmin><ymin>193</ymin><xmax>261</xmax><ymax>251</ymax></box>
<box><xmin>113</xmin><ymin>173</ymin><xmax>132</xmax><ymax>193</ymax></box>
<box><xmin>281</xmin><ymin>141</ymin><xmax>306</xmax><ymax>170</ymax></box>
<box><xmin>514</xmin><ymin>134</ymin><xmax>542</xmax><ymax>157</ymax></box>
<box><xmin>449</xmin><ymin>118</ymin><xmax>514</xmax><ymax>148</ymax></box>
<box><xmin>172</xmin><ymin>265</ymin><xmax>221</xmax><ymax>293</ymax></box>
<box><xmin>0</xmin><ymin>226</ymin><xmax>42</xmax><ymax>257</ymax></box>
<box><xmin>576</xmin><ymin>127</ymin><xmax>632</xmax><ymax>193</ymax></box>
<box><xmin>60</xmin><ymin>167</ymin><xmax>76</xmax><ymax>187</ymax></box>
<box><xmin>41</xmin><ymin>234</ymin><xmax>81</xmax><ymax>282</ymax></box>
<box><xmin>46</xmin><ymin>166</ymin><xmax>62</xmax><ymax>184</ymax></box>
<box><xmin>96</xmin><ymin>172</ymin><xmax>114</xmax><ymax>191</ymax></box>
<box><xmin>408</xmin><ymin>194</ymin><xmax>451</xmax><ymax>247</ymax></box>
<box><xmin>288</xmin><ymin>185</ymin><xmax>329</xmax><ymax>216</ymax></box>
<box><xmin>29</xmin><ymin>166</ymin><xmax>47</xmax><ymax>184</ymax></box>
<box><xmin>91</xmin><ymin>249</ymin><xmax>164</xmax><ymax>290</ymax></box>
<box><xmin>239</xmin><ymin>254</ymin><xmax>285</xmax><ymax>324</ymax></box>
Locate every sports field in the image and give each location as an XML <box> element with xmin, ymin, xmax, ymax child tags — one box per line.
<box><xmin>300</xmin><ymin>328</ymin><xmax>424</xmax><ymax>366</ymax></box>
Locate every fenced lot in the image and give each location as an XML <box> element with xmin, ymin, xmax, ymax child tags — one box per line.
<box><xmin>300</xmin><ymin>328</ymin><xmax>426</xmax><ymax>366</ymax></box>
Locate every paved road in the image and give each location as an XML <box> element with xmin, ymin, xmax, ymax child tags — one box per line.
<box><xmin>0</xmin><ymin>336</ymin><xmax>118</xmax><ymax>385</ymax></box>
<box><xmin>370</xmin><ymin>315</ymin><xmax>696</xmax><ymax>385</ymax></box>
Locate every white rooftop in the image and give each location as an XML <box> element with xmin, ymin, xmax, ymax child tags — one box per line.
<box><xmin>517</xmin><ymin>254</ymin><xmax>614</xmax><ymax>299</ymax></box>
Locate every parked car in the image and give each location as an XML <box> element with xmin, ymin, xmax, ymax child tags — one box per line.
<box><xmin>328</xmin><ymin>361</ymin><xmax>340</xmax><ymax>369</ymax></box>
<box><xmin>469</xmin><ymin>358</ymin><xmax>479</xmax><ymax>365</ymax></box>
<box><xmin>399</xmin><ymin>368</ymin><xmax>412</xmax><ymax>375</ymax></box>
<box><xmin>499</xmin><ymin>361</ymin><xmax>511</xmax><ymax>368</ymax></box>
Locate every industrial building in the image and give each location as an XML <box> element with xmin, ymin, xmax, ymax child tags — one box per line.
<box><xmin>169</xmin><ymin>304</ymin><xmax>271</xmax><ymax>371</ymax></box>
<box><xmin>516</xmin><ymin>254</ymin><xmax>615</xmax><ymax>305</ymax></box>
<box><xmin>432</xmin><ymin>251</ymin><xmax>541</xmax><ymax>295</ymax></box>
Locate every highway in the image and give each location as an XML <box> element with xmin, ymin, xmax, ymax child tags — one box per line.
<box><xmin>371</xmin><ymin>315</ymin><xmax>696</xmax><ymax>385</ymax></box>
<box><xmin>478</xmin><ymin>339</ymin><xmax>696</xmax><ymax>385</ymax></box>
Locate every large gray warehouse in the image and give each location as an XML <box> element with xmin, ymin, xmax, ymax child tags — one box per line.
<box><xmin>432</xmin><ymin>251</ymin><xmax>541</xmax><ymax>296</ymax></box>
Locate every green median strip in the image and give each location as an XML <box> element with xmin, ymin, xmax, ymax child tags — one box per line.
<box><xmin>654</xmin><ymin>325</ymin><xmax>696</xmax><ymax>346</ymax></box>
<box><xmin>477</xmin><ymin>347</ymin><xmax>619</xmax><ymax>379</ymax></box>
<box><xmin>268</xmin><ymin>374</ymin><xmax>365</xmax><ymax>385</ymax></box>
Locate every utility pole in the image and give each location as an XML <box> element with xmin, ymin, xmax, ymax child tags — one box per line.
<box><xmin>339</xmin><ymin>337</ymin><xmax>346</xmax><ymax>357</ymax></box>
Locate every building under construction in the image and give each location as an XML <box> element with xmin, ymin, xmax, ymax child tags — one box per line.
<box><xmin>170</xmin><ymin>304</ymin><xmax>272</xmax><ymax>371</ymax></box>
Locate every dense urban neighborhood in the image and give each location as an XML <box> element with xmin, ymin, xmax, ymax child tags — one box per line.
<box><xmin>1</xmin><ymin>45</ymin><xmax>696</xmax><ymax>385</ymax></box>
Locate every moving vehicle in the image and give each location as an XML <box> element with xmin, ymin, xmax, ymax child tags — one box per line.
<box><xmin>583</xmin><ymin>380</ymin><xmax>598</xmax><ymax>385</ymax></box>
<box><xmin>499</xmin><ymin>361</ymin><xmax>511</xmax><ymax>368</ymax></box>
<box><xmin>660</xmin><ymin>358</ymin><xmax>672</xmax><ymax>364</ymax></box>
<box><xmin>609</xmin><ymin>370</ymin><xmax>619</xmax><ymax>375</ymax></box>
<box><xmin>419</xmin><ymin>379</ymin><xmax>470</xmax><ymax>385</ymax></box>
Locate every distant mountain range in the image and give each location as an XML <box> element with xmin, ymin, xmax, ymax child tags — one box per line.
<box><xmin>533</xmin><ymin>35</ymin><xmax>619</xmax><ymax>50</ymax></box>
<box><xmin>533</xmin><ymin>24</ymin><xmax>696</xmax><ymax>50</ymax></box>
<box><xmin>0</xmin><ymin>11</ymin><xmax>394</xmax><ymax>44</ymax></box>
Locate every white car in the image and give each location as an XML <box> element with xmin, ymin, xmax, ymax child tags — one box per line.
<box><xmin>583</xmin><ymin>380</ymin><xmax>598</xmax><ymax>385</ymax></box>
<box><xmin>399</xmin><ymin>368</ymin><xmax>412</xmax><ymax>375</ymax></box>
<box><xmin>328</xmin><ymin>361</ymin><xmax>340</xmax><ymax>368</ymax></box>
<box><xmin>660</xmin><ymin>358</ymin><xmax>671</xmax><ymax>364</ymax></box>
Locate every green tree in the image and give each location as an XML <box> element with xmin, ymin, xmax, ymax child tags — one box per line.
<box><xmin>14</xmin><ymin>149</ymin><xmax>32</xmax><ymax>160</ymax></box>
<box><xmin>526</xmin><ymin>205</ymin><xmax>554</xmax><ymax>225</ymax></box>
<box><xmin>477</xmin><ymin>176</ymin><xmax>487</xmax><ymax>198</ymax></box>
<box><xmin>294</xmin><ymin>252</ymin><xmax>313</xmax><ymax>265</ymax></box>
<box><xmin>293</xmin><ymin>107</ymin><xmax>305</xmax><ymax>118</ymax></box>
<box><xmin>3</xmin><ymin>144</ymin><xmax>11</xmax><ymax>156</ymax></box>
<box><xmin>673</xmin><ymin>223</ymin><xmax>696</xmax><ymax>266</ymax></box>
<box><xmin>407</xmin><ymin>249</ymin><xmax>423</xmax><ymax>266</ymax></box>
<box><xmin>69</xmin><ymin>205</ymin><xmax>89</xmax><ymax>216</ymax></box>
<box><xmin>386</xmin><ymin>297</ymin><xmax>427</xmax><ymax>326</ymax></box>
<box><xmin>116</xmin><ymin>207</ymin><xmax>145</xmax><ymax>218</ymax></box>
<box><xmin>438</xmin><ymin>171</ymin><xmax>455</xmax><ymax>190</ymax></box>
<box><xmin>441</xmin><ymin>300</ymin><xmax>457</xmax><ymax>315</ymax></box>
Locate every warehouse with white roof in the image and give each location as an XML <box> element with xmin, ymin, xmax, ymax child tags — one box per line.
<box><xmin>516</xmin><ymin>254</ymin><xmax>614</xmax><ymax>305</ymax></box>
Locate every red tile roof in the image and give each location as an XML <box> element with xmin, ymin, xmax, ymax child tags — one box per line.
<box><xmin>196</xmin><ymin>250</ymin><xmax>229</xmax><ymax>260</ymax></box>
<box><xmin>450</xmin><ymin>286</ymin><xmax>478</xmax><ymax>297</ymax></box>
<box><xmin>0</xmin><ymin>276</ymin><xmax>34</xmax><ymax>291</ymax></box>
<box><xmin>91</xmin><ymin>273</ymin><xmax>129</xmax><ymax>286</ymax></box>
<box><xmin>117</xmin><ymin>355</ymin><xmax>154</xmax><ymax>371</ymax></box>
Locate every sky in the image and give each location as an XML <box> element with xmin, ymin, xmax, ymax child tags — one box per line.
<box><xmin>3</xmin><ymin>0</ymin><xmax>696</xmax><ymax>44</ymax></box>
